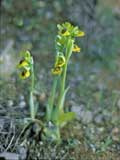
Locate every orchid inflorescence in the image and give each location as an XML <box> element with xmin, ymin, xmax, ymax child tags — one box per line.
<box><xmin>17</xmin><ymin>51</ymin><xmax>33</xmax><ymax>79</ymax></box>
<box><xmin>51</xmin><ymin>22</ymin><xmax>84</xmax><ymax>76</ymax></box>
<box><xmin>17</xmin><ymin>22</ymin><xmax>85</xmax><ymax>143</ymax></box>
<box><xmin>18</xmin><ymin>51</ymin><xmax>36</xmax><ymax>120</ymax></box>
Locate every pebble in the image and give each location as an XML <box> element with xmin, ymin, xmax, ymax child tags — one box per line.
<box><xmin>0</xmin><ymin>152</ymin><xmax>19</xmax><ymax>160</ymax></box>
<box><xmin>18</xmin><ymin>146</ymin><xmax>27</xmax><ymax>160</ymax></box>
<box><xmin>19</xmin><ymin>101</ymin><xmax>26</xmax><ymax>108</ymax></box>
<box><xmin>94</xmin><ymin>114</ymin><xmax>104</xmax><ymax>124</ymax></box>
<box><xmin>19</xmin><ymin>95</ymin><xmax>25</xmax><ymax>101</ymax></box>
<box><xmin>7</xmin><ymin>100</ymin><xmax>14</xmax><ymax>107</ymax></box>
<box><xmin>89</xmin><ymin>143</ymin><xmax>96</xmax><ymax>153</ymax></box>
<box><xmin>71</xmin><ymin>105</ymin><xmax>93</xmax><ymax>124</ymax></box>
<box><xmin>81</xmin><ymin>110</ymin><xmax>93</xmax><ymax>124</ymax></box>
<box><xmin>71</xmin><ymin>105</ymin><xmax>84</xmax><ymax>119</ymax></box>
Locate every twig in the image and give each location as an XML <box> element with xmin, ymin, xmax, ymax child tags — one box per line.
<box><xmin>4</xmin><ymin>121</ymin><xmax>15</xmax><ymax>152</ymax></box>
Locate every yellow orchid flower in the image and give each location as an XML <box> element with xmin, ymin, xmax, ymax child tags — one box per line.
<box><xmin>72</xmin><ymin>44</ymin><xmax>81</xmax><ymax>52</ymax></box>
<box><xmin>60</xmin><ymin>29</ymin><xmax>70</xmax><ymax>36</ymax></box>
<box><xmin>77</xmin><ymin>31</ymin><xmax>85</xmax><ymax>37</ymax></box>
<box><xmin>51</xmin><ymin>66</ymin><xmax>62</xmax><ymax>75</ymax></box>
<box><xmin>20</xmin><ymin>69</ymin><xmax>30</xmax><ymax>79</ymax></box>
<box><xmin>55</xmin><ymin>55</ymin><xmax>66</xmax><ymax>67</ymax></box>
<box><xmin>17</xmin><ymin>59</ymin><xmax>29</xmax><ymax>68</ymax></box>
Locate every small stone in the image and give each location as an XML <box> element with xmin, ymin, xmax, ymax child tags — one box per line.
<box><xmin>71</xmin><ymin>105</ymin><xmax>93</xmax><ymax>123</ymax></box>
<box><xmin>0</xmin><ymin>152</ymin><xmax>19</xmax><ymax>160</ymax></box>
<box><xmin>94</xmin><ymin>114</ymin><xmax>104</xmax><ymax>124</ymax></box>
<box><xmin>18</xmin><ymin>146</ymin><xmax>27</xmax><ymax>160</ymax></box>
<box><xmin>61</xmin><ymin>150</ymin><xmax>65</xmax><ymax>154</ymax></box>
<box><xmin>19</xmin><ymin>95</ymin><xmax>25</xmax><ymax>101</ymax></box>
<box><xmin>89</xmin><ymin>144</ymin><xmax>96</xmax><ymax>153</ymax></box>
<box><xmin>19</xmin><ymin>101</ymin><xmax>26</xmax><ymax>108</ymax></box>
<box><xmin>71</xmin><ymin>105</ymin><xmax>84</xmax><ymax>119</ymax></box>
<box><xmin>71</xmin><ymin>105</ymin><xmax>84</xmax><ymax>114</ymax></box>
<box><xmin>81</xmin><ymin>111</ymin><xmax>93</xmax><ymax>124</ymax></box>
<box><xmin>39</xmin><ymin>141</ymin><xmax>43</xmax><ymax>145</ymax></box>
<box><xmin>7</xmin><ymin>100</ymin><xmax>13</xmax><ymax>107</ymax></box>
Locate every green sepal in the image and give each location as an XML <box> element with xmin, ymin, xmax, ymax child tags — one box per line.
<box><xmin>19</xmin><ymin>50</ymin><xmax>33</xmax><ymax>65</ymax></box>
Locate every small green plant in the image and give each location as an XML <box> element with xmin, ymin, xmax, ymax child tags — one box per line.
<box><xmin>17</xmin><ymin>22</ymin><xmax>85</xmax><ymax>143</ymax></box>
<box><xmin>17</xmin><ymin>51</ymin><xmax>36</xmax><ymax>120</ymax></box>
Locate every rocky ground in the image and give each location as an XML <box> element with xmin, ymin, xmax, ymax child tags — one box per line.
<box><xmin>0</xmin><ymin>0</ymin><xmax>120</xmax><ymax>159</ymax></box>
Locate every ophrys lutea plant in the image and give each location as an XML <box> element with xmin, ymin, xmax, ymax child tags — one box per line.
<box><xmin>17</xmin><ymin>22</ymin><xmax>85</xmax><ymax>143</ymax></box>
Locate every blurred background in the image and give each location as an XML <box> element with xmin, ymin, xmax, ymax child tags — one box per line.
<box><xmin>0</xmin><ymin>0</ymin><xmax>120</xmax><ymax>106</ymax></box>
<box><xmin>0</xmin><ymin>0</ymin><xmax>120</xmax><ymax>158</ymax></box>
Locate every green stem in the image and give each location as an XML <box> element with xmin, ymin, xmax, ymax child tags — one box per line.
<box><xmin>61</xmin><ymin>60</ymin><xmax>68</xmax><ymax>95</ymax></box>
<box><xmin>57</xmin><ymin>38</ymin><xmax>74</xmax><ymax>111</ymax></box>
<box><xmin>46</xmin><ymin>77</ymin><xmax>58</xmax><ymax>121</ymax></box>
<box><xmin>30</xmin><ymin>64</ymin><xmax>35</xmax><ymax>120</ymax></box>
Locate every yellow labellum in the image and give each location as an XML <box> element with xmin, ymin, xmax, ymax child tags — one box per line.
<box><xmin>17</xmin><ymin>59</ymin><xmax>29</xmax><ymax>68</ymax></box>
<box><xmin>20</xmin><ymin>70</ymin><xmax>30</xmax><ymax>79</ymax></box>
<box><xmin>60</xmin><ymin>29</ymin><xmax>70</xmax><ymax>36</ymax></box>
<box><xmin>77</xmin><ymin>31</ymin><xmax>85</xmax><ymax>37</ymax></box>
<box><xmin>72</xmin><ymin>45</ymin><xmax>81</xmax><ymax>52</ymax></box>
<box><xmin>51</xmin><ymin>66</ymin><xmax>62</xmax><ymax>75</ymax></box>
<box><xmin>55</xmin><ymin>55</ymin><xmax>66</xmax><ymax>67</ymax></box>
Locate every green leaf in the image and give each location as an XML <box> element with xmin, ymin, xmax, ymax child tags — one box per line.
<box><xmin>50</xmin><ymin>105</ymin><xmax>58</xmax><ymax>123</ymax></box>
<box><xmin>46</xmin><ymin>77</ymin><xmax>58</xmax><ymax>121</ymax></box>
<box><xmin>34</xmin><ymin>101</ymin><xmax>39</xmax><ymax>117</ymax></box>
<box><xmin>59</xmin><ymin>86</ymin><xmax>69</xmax><ymax>111</ymax></box>
<box><xmin>58</xmin><ymin>112</ymin><xmax>76</xmax><ymax>127</ymax></box>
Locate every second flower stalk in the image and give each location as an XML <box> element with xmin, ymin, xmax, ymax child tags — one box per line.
<box><xmin>18</xmin><ymin>51</ymin><xmax>36</xmax><ymax>120</ymax></box>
